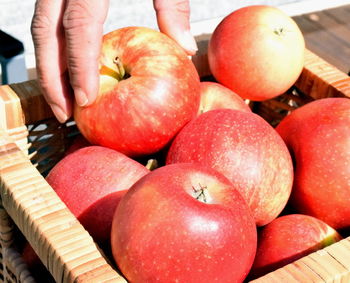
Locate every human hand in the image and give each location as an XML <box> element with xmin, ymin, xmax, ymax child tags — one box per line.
<box><xmin>31</xmin><ymin>0</ymin><xmax>197</xmax><ymax>123</ymax></box>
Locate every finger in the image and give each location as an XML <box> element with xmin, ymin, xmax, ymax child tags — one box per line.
<box><xmin>31</xmin><ymin>0</ymin><xmax>72</xmax><ymax>123</ymax></box>
<box><xmin>153</xmin><ymin>0</ymin><xmax>197</xmax><ymax>55</ymax></box>
<box><xmin>63</xmin><ymin>0</ymin><xmax>109</xmax><ymax>107</ymax></box>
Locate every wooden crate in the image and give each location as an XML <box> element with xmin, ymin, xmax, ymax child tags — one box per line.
<box><xmin>0</xmin><ymin>35</ymin><xmax>350</xmax><ymax>282</ymax></box>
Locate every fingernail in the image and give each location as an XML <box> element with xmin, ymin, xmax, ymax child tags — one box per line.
<box><xmin>51</xmin><ymin>104</ymin><xmax>68</xmax><ymax>123</ymax></box>
<box><xmin>75</xmin><ymin>88</ymin><xmax>89</xmax><ymax>107</ymax></box>
<box><xmin>178</xmin><ymin>30</ymin><xmax>198</xmax><ymax>55</ymax></box>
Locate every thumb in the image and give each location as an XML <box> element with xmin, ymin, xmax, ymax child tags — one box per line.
<box><xmin>63</xmin><ymin>0</ymin><xmax>109</xmax><ymax>107</ymax></box>
<box><xmin>153</xmin><ymin>0</ymin><xmax>197</xmax><ymax>55</ymax></box>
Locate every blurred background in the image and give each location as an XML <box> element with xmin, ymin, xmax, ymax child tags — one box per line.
<box><xmin>0</xmin><ymin>0</ymin><xmax>349</xmax><ymax>83</ymax></box>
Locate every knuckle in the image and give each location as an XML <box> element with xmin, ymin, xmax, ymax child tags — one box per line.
<box><xmin>67</xmin><ymin>59</ymin><xmax>81</xmax><ymax>76</ymax></box>
<box><xmin>31</xmin><ymin>11</ymin><xmax>53</xmax><ymax>39</ymax></box>
<box><xmin>154</xmin><ymin>0</ymin><xmax>190</xmax><ymax>15</ymax></box>
<box><xmin>63</xmin><ymin>0</ymin><xmax>95</xmax><ymax>30</ymax></box>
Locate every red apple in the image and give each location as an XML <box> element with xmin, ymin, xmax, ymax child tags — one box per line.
<box><xmin>250</xmin><ymin>214</ymin><xmax>342</xmax><ymax>279</ymax></box>
<box><xmin>111</xmin><ymin>163</ymin><xmax>257</xmax><ymax>283</ymax></box>
<box><xmin>22</xmin><ymin>242</ymin><xmax>40</xmax><ymax>271</ymax></box>
<box><xmin>46</xmin><ymin>146</ymin><xmax>149</xmax><ymax>244</ymax></box>
<box><xmin>276</xmin><ymin>98</ymin><xmax>350</xmax><ymax>230</ymax></box>
<box><xmin>197</xmin><ymin>81</ymin><xmax>251</xmax><ymax>115</ymax></box>
<box><xmin>166</xmin><ymin>109</ymin><xmax>293</xmax><ymax>226</ymax></box>
<box><xmin>208</xmin><ymin>5</ymin><xmax>305</xmax><ymax>101</ymax></box>
<box><xmin>74</xmin><ymin>26</ymin><xmax>200</xmax><ymax>157</ymax></box>
<box><xmin>22</xmin><ymin>243</ymin><xmax>54</xmax><ymax>282</ymax></box>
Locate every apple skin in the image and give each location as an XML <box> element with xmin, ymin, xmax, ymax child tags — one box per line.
<box><xmin>276</xmin><ymin>98</ymin><xmax>350</xmax><ymax>230</ymax></box>
<box><xmin>74</xmin><ymin>26</ymin><xmax>200</xmax><ymax>157</ymax></box>
<box><xmin>22</xmin><ymin>243</ymin><xmax>55</xmax><ymax>282</ymax></box>
<box><xmin>208</xmin><ymin>5</ymin><xmax>305</xmax><ymax>101</ymax></box>
<box><xmin>197</xmin><ymin>81</ymin><xmax>251</xmax><ymax>115</ymax></box>
<box><xmin>22</xmin><ymin>243</ymin><xmax>40</xmax><ymax>271</ymax></box>
<box><xmin>166</xmin><ymin>109</ymin><xmax>293</xmax><ymax>226</ymax></box>
<box><xmin>111</xmin><ymin>163</ymin><xmax>257</xmax><ymax>283</ymax></box>
<box><xmin>249</xmin><ymin>214</ymin><xmax>342</xmax><ymax>279</ymax></box>
<box><xmin>46</xmin><ymin>146</ymin><xmax>149</xmax><ymax>244</ymax></box>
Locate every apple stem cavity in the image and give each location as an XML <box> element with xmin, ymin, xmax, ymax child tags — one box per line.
<box><xmin>273</xmin><ymin>27</ymin><xmax>285</xmax><ymax>36</ymax></box>
<box><xmin>191</xmin><ymin>184</ymin><xmax>211</xmax><ymax>203</ymax></box>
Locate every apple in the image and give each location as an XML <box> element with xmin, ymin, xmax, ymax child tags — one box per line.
<box><xmin>249</xmin><ymin>214</ymin><xmax>342</xmax><ymax>279</ymax></box>
<box><xmin>74</xmin><ymin>26</ymin><xmax>201</xmax><ymax>157</ymax></box>
<box><xmin>111</xmin><ymin>163</ymin><xmax>257</xmax><ymax>283</ymax></box>
<box><xmin>46</xmin><ymin>146</ymin><xmax>149</xmax><ymax>244</ymax></box>
<box><xmin>276</xmin><ymin>97</ymin><xmax>350</xmax><ymax>230</ymax></box>
<box><xmin>197</xmin><ymin>81</ymin><xmax>251</xmax><ymax>115</ymax></box>
<box><xmin>166</xmin><ymin>109</ymin><xmax>293</xmax><ymax>226</ymax></box>
<box><xmin>22</xmin><ymin>242</ymin><xmax>55</xmax><ymax>282</ymax></box>
<box><xmin>208</xmin><ymin>5</ymin><xmax>305</xmax><ymax>101</ymax></box>
<box><xmin>22</xmin><ymin>242</ymin><xmax>40</xmax><ymax>271</ymax></box>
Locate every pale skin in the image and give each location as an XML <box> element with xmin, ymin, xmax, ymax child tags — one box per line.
<box><xmin>31</xmin><ymin>0</ymin><xmax>197</xmax><ymax>123</ymax></box>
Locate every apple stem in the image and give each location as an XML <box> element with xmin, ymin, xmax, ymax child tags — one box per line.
<box><xmin>192</xmin><ymin>184</ymin><xmax>209</xmax><ymax>203</ymax></box>
<box><xmin>274</xmin><ymin>27</ymin><xmax>284</xmax><ymax>36</ymax></box>
<box><xmin>113</xmin><ymin>57</ymin><xmax>126</xmax><ymax>80</ymax></box>
<box><xmin>145</xmin><ymin>159</ymin><xmax>158</xmax><ymax>171</ymax></box>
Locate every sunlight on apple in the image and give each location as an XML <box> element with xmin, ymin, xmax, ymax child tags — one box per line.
<box><xmin>189</xmin><ymin>215</ymin><xmax>219</xmax><ymax>234</ymax></box>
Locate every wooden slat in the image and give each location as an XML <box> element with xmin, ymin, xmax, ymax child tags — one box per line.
<box><xmin>0</xmin><ymin>84</ymin><xmax>29</xmax><ymax>155</ymax></box>
<box><xmin>295</xmin><ymin>48</ymin><xmax>350</xmax><ymax>98</ymax></box>
<box><xmin>9</xmin><ymin>80</ymin><xmax>54</xmax><ymax>125</ymax></box>
<box><xmin>191</xmin><ymin>33</ymin><xmax>212</xmax><ymax>78</ymax></box>
<box><xmin>0</xmin><ymin>85</ymin><xmax>24</xmax><ymax>130</ymax></box>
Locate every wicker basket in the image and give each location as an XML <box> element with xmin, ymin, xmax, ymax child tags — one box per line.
<box><xmin>0</xmin><ymin>35</ymin><xmax>350</xmax><ymax>282</ymax></box>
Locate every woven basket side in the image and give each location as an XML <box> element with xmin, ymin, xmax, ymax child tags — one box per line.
<box><xmin>0</xmin><ymin>81</ymin><xmax>126</xmax><ymax>282</ymax></box>
<box><xmin>0</xmin><ymin>200</ymin><xmax>15</xmax><ymax>249</ymax></box>
<box><xmin>0</xmin><ymin>135</ymin><xmax>126</xmax><ymax>282</ymax></box>
<box><xmin>2</xmin><ymin>247</ymin><xmax>36</xmax><ymax>283</ymax></box>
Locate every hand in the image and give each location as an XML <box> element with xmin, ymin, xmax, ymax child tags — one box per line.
<box><xmin>31</xmin><ymin>0</ymin><xmax>197</xmax><ymax>123</ymax></box>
